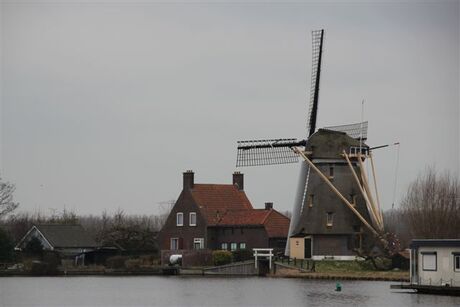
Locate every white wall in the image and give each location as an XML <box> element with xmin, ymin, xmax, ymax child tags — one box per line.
<box><xmin>417</xmin><ymin>246</ymin><xmax>460</xmax><ymax>286</ymax></box>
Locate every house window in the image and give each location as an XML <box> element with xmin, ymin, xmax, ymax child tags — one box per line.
<box><xmin>170</xmin><ymin>238</ymin><xmax>179</xmax><ymax>250</ymax></box>
<box><xmin>230</xmin><ymin>243</ymin><xmax>238</xmax><ymax>251</ymax></box>
<box><xmin>193</xmin><ymin>238</ymin><xmax>204</xmax><ymax>249</ymax></box>
<box><xmin>176</xmin><ymin>212</ymin><xmax>183</xmax><ymax>226</ymax></box>
<box><xmin>326</xmin><ymin>212</ymin><xmax>333</xmax><ymax>227</ymax></box>
<box><xmin>221</xmin><ymin>243</ymin><xmax>228</xmax><ymax>250</ymax></box>
<box><xmin>189</xmin><ymin>212</ymin><xmax>197</xmax><ymax>226</ymax></box>
<box><xmin>308</xmin><ymin>195</ymin><xmax>314</xmax><ymax>208</ymax></box>
<box><xmin>239</xmin><ymin>243</ymin><xmax>246</xmax><ymax>250</ymax></box>
<box><xmin>454</xmin><ymin>254</ymin><xmax>460</xmax><ymax>272</ymax></box>
<box><xmin>422</xmin><ymin>252</ymin><xmax>437</xmax><ymax>271</ymax></box>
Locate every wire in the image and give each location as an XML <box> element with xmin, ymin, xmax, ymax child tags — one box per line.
<box><xmin>392</xmin><ymin>143</ymin><xmax>400</xmax><ymax>208</ymax></box>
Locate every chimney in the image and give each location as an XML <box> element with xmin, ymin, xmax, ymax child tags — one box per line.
<box><xmin>265</xmin><ymin>202</ymin><xmax>273</xmax><ymax>210</ymax></box>
<box><xmin>183</xmin><ymin>170</ymin><xmax>194</xmax><ymax>190</ymax></box>
<box><xmin>232</xmin><ymin>171</ymin><xmax>244</xmax><ymax>190</ymax></box>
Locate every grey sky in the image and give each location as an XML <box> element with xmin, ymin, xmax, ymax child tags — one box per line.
<box><xmin>1</xmin><ymin>1</ymin><xmax>459</xmax><ymax>216</ymax></box>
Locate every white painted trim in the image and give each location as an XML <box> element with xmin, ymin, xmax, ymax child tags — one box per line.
<box><xmin>34</xmin><ymin>227</ymin><xmax>54</xmax><ymax>250</ymax></box>
<box><xmin>189</xmin><ymin>212</ymin><xmax>197</xmax><ymax>226</ymax></box>
<box><xmin>176</xmin><ymin>212</ymin><xmax>184</xmax><ymax>226</ymax></box>
<box><xmin>14</xmin><ymin>226</ymin><xmax>54</xmax><ymax>250</ymax></box>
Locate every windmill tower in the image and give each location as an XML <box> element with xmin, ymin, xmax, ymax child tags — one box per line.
<box><xmin>235</xmin><ymin>30</ymin><xmax>390</xmax><ymax>259</ymax></box>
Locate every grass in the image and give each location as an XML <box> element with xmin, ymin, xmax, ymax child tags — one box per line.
<box><xmin>274</xmin><ymin>259</ymin><xmax>409</xmax><ymax>281</ymax></box>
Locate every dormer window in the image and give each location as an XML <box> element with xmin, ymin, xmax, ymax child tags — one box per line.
<box><xmin>176</xmin><ymin>212</ymin><xmax>184</xmax><ymax>226</ymax></box>
<box><xmin>189</xmin><ymin>212</ymin><xmax>197</xmax><ymax>226</ymax></box>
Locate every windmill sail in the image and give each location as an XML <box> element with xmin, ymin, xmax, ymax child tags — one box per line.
<box><xmin>236</xmin><ymin>138</ymin><xmax>304</xmax><ymax>167</ymax></box>
<box><xmin>323</xmin><ymin>121</ymin><xmax>368</xmax><ymax>140</ymax></box>
<box><xmin>286</xmin><ymin>29</ymin><xmax>325</xmax><ymax>255</ymax></box>
<box><xmin>307</xmin><ymin>29</ymin><xmax>324</xmax><ymax>137</ymax></box>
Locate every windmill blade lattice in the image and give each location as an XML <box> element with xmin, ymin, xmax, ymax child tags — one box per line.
<box><xmin>236</xmin><ymin>138</ymin><xmax>304</xmax><ymax>167</ymax></box>
<box><xmin>323</xmin><ymin>121</ymin><xmax>368</xmax><ymax>140</ymax></box>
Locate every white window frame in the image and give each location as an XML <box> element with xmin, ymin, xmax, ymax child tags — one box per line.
<box><xmin>170</xmin><ymin>238</ymin><xmax>179</xmax><ymax>250</ymax></box>
<box><xmin>454</xmin><ymin>254</ymin><xmax>460</xmax><ymax>272</ymax></box>
<box><xmin>189</xmin><ymin>212</ymin><xmax>197</xmax><ymax>226</ymax></box>
<box><xmin>230</xmin><ymin>243</ymin><xmax>238</xmax><ymax>251</ymax></box>
<box><xmin>221</xmin><ymin>243</ymin><xmax>228</xmax><ymax>250</ymax></box>
<box><xmin>239</xmin><ymin>243</ymin><xmax>246</xmax><ymax>250</ymax></box>
<box><xmin>422</xmin><ymin>252</ymin><xmax>437</xmax><ymax>271</ymax></box>
<box><xmin>176</xmin><ymin>212</ymin><xmax>183</xmax><ymax>226</ymax></box>
<box><xmin>193</xmin><ymin>238</ymin><xmax>204</xmax><ymax>249</ymax></box>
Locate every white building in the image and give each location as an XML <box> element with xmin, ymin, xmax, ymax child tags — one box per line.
<box><xmin>410</xmin><ymin>239</ymin><xmax>460</xmax><ymax>287</ymax></box>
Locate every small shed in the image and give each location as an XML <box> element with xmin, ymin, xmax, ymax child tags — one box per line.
<box><xmin>15</xmin><ymin>224</ymin><xmax>99</xmax><ymax>257</ymax></box>
<box><xmin>410</xmin><ymin>239</ymin><xmax>460</xmax><ymax>287</ymax></box>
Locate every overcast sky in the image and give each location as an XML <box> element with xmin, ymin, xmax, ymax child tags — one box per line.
<box><xmin>1</xmin><ymin>1</ymin><xmax>459</xmax><ymax>216</ymax></box>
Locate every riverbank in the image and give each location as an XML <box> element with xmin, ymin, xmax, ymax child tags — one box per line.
<box><xmin>0</xmin><ymin>265</ymin><xmax>409</xmax><ymax>282</ymax></box>
<box><xmin>271</xmin><ymin>266</ymin><xmax>409</xmax><ymax>282</ymax></box>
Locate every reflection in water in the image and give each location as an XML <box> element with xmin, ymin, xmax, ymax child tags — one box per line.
<box><xmin>1</xmin><ymin>276</ymin><xmax>460</xmax><ymax>307</ymax></box>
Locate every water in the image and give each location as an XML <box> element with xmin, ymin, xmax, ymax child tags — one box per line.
<box><xmin>1</xmin><ymin>276</ymin><xmax>459</xmax><ymax>307</ymax></box>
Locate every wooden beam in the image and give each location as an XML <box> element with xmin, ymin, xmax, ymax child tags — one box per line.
<box><xmin>294</xmin><ymin>147</ymin><xmax>380</xmax><ymax>238</ymax></box>
<box><xmin>369</xmin><ymin>153</ymin><xmax>384</xmax><ymax>226</ymax></box>
<box><xmin>357</xmin><ymin>153</ymin><xmax>383</xmax><ymax>231</ymax></box>
<box><xmin>343</xmin><ymin>151</ymin><xmax>382</xmax><ymax>230</ymax></box>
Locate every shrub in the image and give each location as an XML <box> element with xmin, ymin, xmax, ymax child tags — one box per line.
<box><xmin>212</xmin><ymin>250</ymin><xmax>232</xmax><ymax>266</ymax></box>
<box><xmin>139</xmin><ymin>254</ymin><xmax>155</xmax><ymax>265</ymax></box>
<box><xmin>232</xmin><ymin>249</ymin><xmax>253</xmax><ymax>262</ymax></box>
<box><xmin>0</xmin><ymin>228</ymin><xmax>15</xmax><ymax>262</ymax></box>
<box><xmin>125</xmin><ymin>259</ymin><xmax>142</xmax><ymax>270</ymax></box>
<box><xmin>30</xmin><ymin>261</ymin><xmax>48</xmax><ymax>275</ymax></box>
<box><xmin>106</xmin><ymin>256</ymin><xmax>128</xmax><ymax>269</ymax></box>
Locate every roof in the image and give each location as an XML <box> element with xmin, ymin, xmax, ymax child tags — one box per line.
<box><xmin>35</xmin><ymin>224</ymin><xmax>98</xmax><ymax>248</ymax></box>
<box><xmin>191</xmin><ymin>184</ymin><xmax>253</xmax><ymax>224</ymax></box>
<box><xmin>410</xmin><ymin>239</ymin><xmax>460</xmax><ymax>249</ymax></box>
<box><xmin>211</xmin><ymin>209</ymin><xmax>290</xmax><ymax>238</ymax></box>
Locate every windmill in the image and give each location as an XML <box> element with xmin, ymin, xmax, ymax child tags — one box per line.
<box><xmin>235</xmin><ymin>30</ymin><xmax>397</xmax><ymax>259</ymax></box>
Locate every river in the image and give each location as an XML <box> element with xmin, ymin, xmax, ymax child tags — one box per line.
<box><xmin>1</xmin><ymin>276</ymin><xmax>459</xmax><ymax>306</ymax></box>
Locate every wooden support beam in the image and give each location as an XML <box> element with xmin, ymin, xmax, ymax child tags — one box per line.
<box><xmin>342</xmin><ymin>151</ymin><xmax>381</xmax><ymax>230</ymax></box>
<box><xmin>357</xmin><ymin>153</ymin><xmax>383</xmax><ymax>231</ymax></box>
<box><xmin>294</xmin><ymin>147</ymin><xmax>380</xmax><ymax>238</ymax></box>
<box><xmin>369</xmin><ymin>153</ymin><xmax>384</xmax><ymax>226</ymax></box>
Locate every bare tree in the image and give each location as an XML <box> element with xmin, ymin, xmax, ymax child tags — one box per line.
<box><xmin>400</xmin><ymin>167</ymin><xmax>460</xmax><ymax>239</ymax></box>
<box><xmin>0</xmin><ymin>177</ymin><xmax>19</xmax><ymax>218</ymax></box>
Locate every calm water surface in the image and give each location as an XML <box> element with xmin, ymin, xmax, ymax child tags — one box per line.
<box><xmin>1</xmin><ymin>276</ymin><xmax>460</xmax><ymax>307</ymax></box>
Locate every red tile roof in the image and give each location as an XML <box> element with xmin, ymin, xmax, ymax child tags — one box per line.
<box><xmin>263</xmin><ymin>210</ymin><xmax>290</xmax><ymax>238</ymax></box>
<box><xmin>189</xmin><ymin>183</ymin><xmax>290</xmax><ymax>238</ymax></box>
<box><xmin>190</xmin><ymin>184</ymin><xmax>253</xmax><ymax>225</ymax></box>
<box><xmin>217</xmin><ymin>209</ymin><xmax>270</xmax><ymax>225</ymax></box>
<box><xmin>214</xmin><ymin>209</ymin><xmax>290</xmax><ymax>238</ymax></box>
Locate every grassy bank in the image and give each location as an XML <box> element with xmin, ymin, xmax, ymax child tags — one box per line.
<box><xmin>273</xmin><ymin>260</ymin><xmax>409</xmax><ymax>281</ymax></box>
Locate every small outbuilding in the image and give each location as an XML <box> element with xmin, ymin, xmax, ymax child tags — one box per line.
<box><xmin>15</xmin><ymin>224</ymin><xmax>99</xmax><ymax>257</ymax></box>
<box><xmin>392</xmin><ymin>239</ymin><xmax>460</xmax><ymax>295</ymax></box>
<box><xmin>409</xmin><ymin>239</ymin><xmax>460</xmax><ymax>287</ymax></box>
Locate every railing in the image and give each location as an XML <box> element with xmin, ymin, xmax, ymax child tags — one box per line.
<box><xmin>253</xmin><ymin>248</ymin><xmax>274</xmax><ymax>269</ymax></box>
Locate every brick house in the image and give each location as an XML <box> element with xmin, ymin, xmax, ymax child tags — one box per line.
<box><xmin>159</xmin><ymin>171</ymin><xmax>289</xmax><ymax>255</ymax></box>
